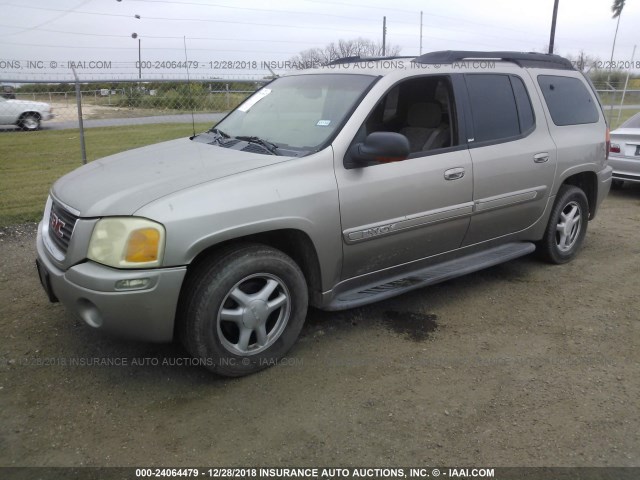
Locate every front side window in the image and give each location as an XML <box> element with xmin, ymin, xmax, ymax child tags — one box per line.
<box><xmin>213</xmin><ymin>74</ymin><xmax>376</xmax><ymax>152</ymax></box>
<box><xmin>357</xmin><ymin>75</ymin><xmax>458</xmax><ymax>157</ymax></box>
<box><xmin>537</xmin><ymin>75</ymin><xmax>599</xmax><ymax>126</ymax></box>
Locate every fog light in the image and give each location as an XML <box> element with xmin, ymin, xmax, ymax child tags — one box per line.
<box><xmin>77</xmin><ymin>298</ymin><xmax>103</xmax><ymax>328</ymax></box>
<box><xmin>115</xmin><ymin>278</ymin><xmax>150</xmax><ymax>290</ymax></box>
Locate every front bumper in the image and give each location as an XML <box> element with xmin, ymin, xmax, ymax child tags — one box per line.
<box><xmin>36</xmin><ymin>221</ymin><xmax>187</xmax><ymax>342</ymax></box>
<box><xmin>609</xmin><ymin>155</ymin><xmax>640</xmax><ymax>183</ymax></box>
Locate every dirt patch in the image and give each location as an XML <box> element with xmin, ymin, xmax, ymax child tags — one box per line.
<box><xmin>382</xmin><ymin>310</ymin><xmax>438</xmax><ymax>341</ymax></box>
<box><xmin>47</xmin><ymin>102</ymin><xmax>177</xmax><ymax>123</ymax></box>
<box><xmin>1</xmin><ymin>186</ymin><xmax>639</xmax><ymax>467</ymax></box>
<box><xmin>47</xmin><ymin>101</ymin><xmax>116</xmax><ymax>123</ymax></box>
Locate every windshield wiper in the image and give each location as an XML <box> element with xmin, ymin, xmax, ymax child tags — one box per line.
<box><xmin>208</xmin><ymin>128</ymin><xmax>231</xmax><ymax>144</ymax></box>
<box><xmin>209</xmin><ymin>127</ymin><xmax>230</xmax><ymax>137</ymax></box>
<box><xmin>235</xmin><ymin>135</ymin><xmax>280</xmax><ymax>155</ymax></box>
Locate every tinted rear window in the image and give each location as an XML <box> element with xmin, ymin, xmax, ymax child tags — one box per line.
<box><xmin>537</xmin><ymin>75</ymin><xmax>599</xmax><ymax>126</ymax></box>
<box><xmin>465</xmin><ymin>74</ymin><xmax>520</xmax><ymax>143</ymax></box>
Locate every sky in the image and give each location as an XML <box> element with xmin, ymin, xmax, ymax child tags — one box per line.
<box><xmin>0</xmin><ymin>0</ymin><xmax>638</xmax><ymax>82</ymax></box>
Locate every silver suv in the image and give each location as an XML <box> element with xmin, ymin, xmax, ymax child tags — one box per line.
<box><xmin>36</xmin><ymin>51</ymin><xmax>613</xmax><ymax>376</ymax></box>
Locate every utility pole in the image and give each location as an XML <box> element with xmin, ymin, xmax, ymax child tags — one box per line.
<box><xmin>382</xmin><ymin>16</ymin><xmax>386</xmax><ymax>56</ymax></box>
<box><xmin>420</xmin><ymin>11</ymin><xmax>423</xmax><ymax>55</ymax></box>
<box><xmin>138</xmin><ymin>38</ymin><xmax>142</xmax><ymax>80</ymax></box>
<box><xmin>548</xmin><ymin>0</ymin><xmax>559</xmax><ymax>54</ymax></box>
<box><xmin>132</xmin><ymin>33</ymin><xmax>142</xmax><ymax>79</ymax></box>
<box><xmin>617</xmin><ymin>45</ymin><xmax>636</xmax><ymax>125</ymax></box>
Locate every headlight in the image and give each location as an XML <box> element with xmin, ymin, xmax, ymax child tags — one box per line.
<box><xmin>87</xmin><ymin>217</ymin><xmax>165</xmax><ymax>269</ymax></box>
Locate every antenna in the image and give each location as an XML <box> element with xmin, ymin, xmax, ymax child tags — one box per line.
<box><xmin>183</xmin><ymin>36</ymin><xmax>196</xmax><ymax>138</ymax></box>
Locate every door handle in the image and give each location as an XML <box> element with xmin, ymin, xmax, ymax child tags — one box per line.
<box><xmin>534</xmin><ymin>152</ymin><xmax>549</xmax><ymax>163</ymax></box>
<box><xmin>444</xmin><ymin>167</ymin><xmax>465</xmax><ymax>180</ymax></box>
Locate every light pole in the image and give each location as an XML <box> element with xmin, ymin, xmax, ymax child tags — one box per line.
<box><xmin>548</xmin><ymin>0</ymin><xmax>560</xmax><ymax>54</ymax></box>
<box><xmin>132</xmin><ymin>33</ymin><xmax>141</xmax><ymax>79</ymax></box>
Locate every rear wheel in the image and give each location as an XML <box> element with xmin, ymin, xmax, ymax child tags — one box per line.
<box><xmin>19</xmin><ymin>113</ymin><xmax>41</xmax><ymax>131</ymax></box>
<box><xmin>537</xmin><ymin>185</ymin><xmax>589</xmax><ymax>264</ymax></box>
<box><xmin>179</xmin><ymin>244</ymin><xmax>308</xmax><ymax>377</ymax></box>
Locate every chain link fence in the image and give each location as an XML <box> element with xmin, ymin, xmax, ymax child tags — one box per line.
<box><xmin>0</xmin><ymin>77</ymin><xmax>262</xmax><ymax>225</ymax></box>
<box><xmin>1</xmin><ymin>78</ymin><xmax>262</xmax><ymax>157</ymax></box>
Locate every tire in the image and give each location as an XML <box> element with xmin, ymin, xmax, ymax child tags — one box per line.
<box><xmin>611</xmin><ymin>179</ymin><xmax>624</xmax><ymax>190</ymax></box>
<box><xmin>178</xmin><ymin>243</ymin><xmax>308</xmax><ymax>377</ymax></box>
<box><xmin>19</xmin><ymin>113</ymin><xmax>40</xmax><ymax>131</ymax></box>
<box><xmin>537</xmin><ymin>185</ymin><xmax>589</xmax><ymax>264</ymax></box>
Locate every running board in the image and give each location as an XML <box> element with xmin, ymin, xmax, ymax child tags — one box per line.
<box><xmin>327</xmin><ymin>242</ymin><xmax>536</xmax><ymax>311</ymax></box>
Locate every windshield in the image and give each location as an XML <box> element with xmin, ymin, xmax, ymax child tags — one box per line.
<box><xmin>620</xmin><ymin>112</ymin><xmax>640</xmax><ymax>129</ymax></box>
<box><xmin>213</xmin><ymin>74</ymin><xmax>376</xmax><ymax>152</ymax></box>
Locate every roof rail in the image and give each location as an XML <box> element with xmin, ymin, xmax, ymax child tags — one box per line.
<box><xmin>413</xmin><ymin>51</ymin><xmax>575</xmax><ymax>70</ymax></box>
<box><xmin>325</xmin><ymin>55</ymin><xmax>414</xmax><ymax>66</ymax></box>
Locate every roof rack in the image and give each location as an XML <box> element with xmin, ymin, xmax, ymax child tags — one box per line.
<box><xmin>413</xmin><ymin>51</ymin><xmax>575</xmax><ymax>70</ymax></box>
<box><xmin>325</xmin><ymin>55</ymin><xmax>415</xmax><ymax>66</ymax></box>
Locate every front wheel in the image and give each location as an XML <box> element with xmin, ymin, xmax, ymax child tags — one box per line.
<box><xmin>537</xmin><ymin>185</ymin><xmax>589</xmax><ymax>264</ymax></box>
<box><xmin>179</xmin><ymin>244</ymin><xmax>308</xmax><ymax>377</ymax></box>
<box><xmin>20</xmin><ymin>113</ymin><xmax>41</xmax><ymax>131</ymax></box>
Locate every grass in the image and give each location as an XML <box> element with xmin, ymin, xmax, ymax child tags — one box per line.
<box><xmin>0</xmin><ymin>122</ymin><xmax>210</xmax><ymax>227</ymax></box>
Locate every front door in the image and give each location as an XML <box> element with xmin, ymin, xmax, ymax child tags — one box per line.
<box><xmin>335</xmin><ymin>74</ymin><xmax>474</xmax><ymax>280</ymax></box>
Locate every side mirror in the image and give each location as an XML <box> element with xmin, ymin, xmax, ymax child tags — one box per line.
<box><xmin>348</xmin><ymin>132</ymin><xmax>410</xmax><ymax>167</ymax></box>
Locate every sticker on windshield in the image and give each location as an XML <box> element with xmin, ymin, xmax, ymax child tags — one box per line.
<box><xmin>316</xmin><ymin>120</ymin><xmax>331</xmax><ymax>126</ymax></box>
<box><xmin>237</xmin><ymin>88</ymin><xmax>272</xmax><ymax>112</ymax></box>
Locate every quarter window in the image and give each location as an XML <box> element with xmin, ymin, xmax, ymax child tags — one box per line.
<box><xmin>537</xmin><ymin>75</ymin><xmax>599</xmax><ymax>126</ymax></box>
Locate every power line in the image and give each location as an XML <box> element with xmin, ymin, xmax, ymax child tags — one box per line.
<box><xmin>3</xmin><ymin>1</ymin><xmax>544</xmax><ymax>45</ymax></box>
<box><xmin>0</xmin><ymin>5</ymin><xmax>387</xmax><ymax>37</ymax></box>
<box><xmin>0</xmin><ymin>0</ymin><xmax>91</xmax><ymax>37</ymax></box>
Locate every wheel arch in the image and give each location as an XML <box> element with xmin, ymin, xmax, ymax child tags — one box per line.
<box><xmin>186</xmin><ymin>228</ymin><xmax>324</xmax><ymax>308</ymax></box>
<box><xmin>560</xmin><ymin>170</ymin><xmax>598</xmax><ymax>219</ymax></box>
<box><xmin>18</xmin><ymin>111</ymin><xmax>42</xmax><ymax>121</ymax></box>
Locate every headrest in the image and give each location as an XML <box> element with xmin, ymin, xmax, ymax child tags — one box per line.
<box><xmin>407</xmin><ymin>102</ymin><xmax>442</xmax><ymax>128</ymax></box>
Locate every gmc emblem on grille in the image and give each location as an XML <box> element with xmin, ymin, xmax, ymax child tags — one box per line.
<box><xmin>50</xmin><ymin>212</ymin><xmax>66</xmax><ymax>239</ymax></box>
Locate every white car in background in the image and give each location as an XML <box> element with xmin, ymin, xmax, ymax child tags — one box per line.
<box><xmin>609</xmin><ymin>112</ymin><xmax>640</xmax><ymax>188</ymax></box>
<box><xmin>0</xmin><ymin>96</ymin><xmax>54</xmax><ymax>131</ymax></box>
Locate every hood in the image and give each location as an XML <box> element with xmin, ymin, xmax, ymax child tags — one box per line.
<box><xmin>7</xmin><ymin>99</ymin><xmax>51</xmax><ymax>110</ymax></box>
<box><xmin>610</xmin><ymin>128</ymin><xmax>640</xmax><ymax>138</ymax></box>
<box><xmin>52</xmin><ymin>137</ymin><xmax>291</xmax><ymax>217</ymax></box>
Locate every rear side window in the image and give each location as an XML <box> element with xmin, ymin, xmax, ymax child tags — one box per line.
<box><xmin>511</xmin><ymin>76</ymin><xmax>535</xmax><ymax>133</ymax></box>
<box><xmin>537</xmin><ymin>75</ymin><xmax>599</xmax><ymax>126</ymax></box>
<box><xmin>465</xmin><ymin>74</ymin><xmax>535</xmax><ymax>144</ymax></box>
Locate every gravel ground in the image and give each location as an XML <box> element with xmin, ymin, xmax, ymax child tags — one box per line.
<box><xmin>0</xmin><ymin>186</ymin><xmax>639</xmax><ymax>468</ymax></box>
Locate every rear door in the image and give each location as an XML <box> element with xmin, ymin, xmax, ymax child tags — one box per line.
<box><xmin>460</xmin><ymin>73</ymin><xmax>557</xmax><ymax>246</ymax></box>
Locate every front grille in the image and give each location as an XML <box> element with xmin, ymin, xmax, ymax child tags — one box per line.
<box><xmin>48</xmin><ymin>201</ymin><xmax>78</xmax><ymax>254</ymax></box>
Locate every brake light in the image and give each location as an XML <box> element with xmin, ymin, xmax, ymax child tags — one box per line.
<box><xmin>606</xmin><ymin>127</ymin><xmax>611</xmax><ymax>159</ymax></box>
<box><xmin>610</xmin><ymin>143</ymin><xmax>621</xmax><ymax>154</ymax></box>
